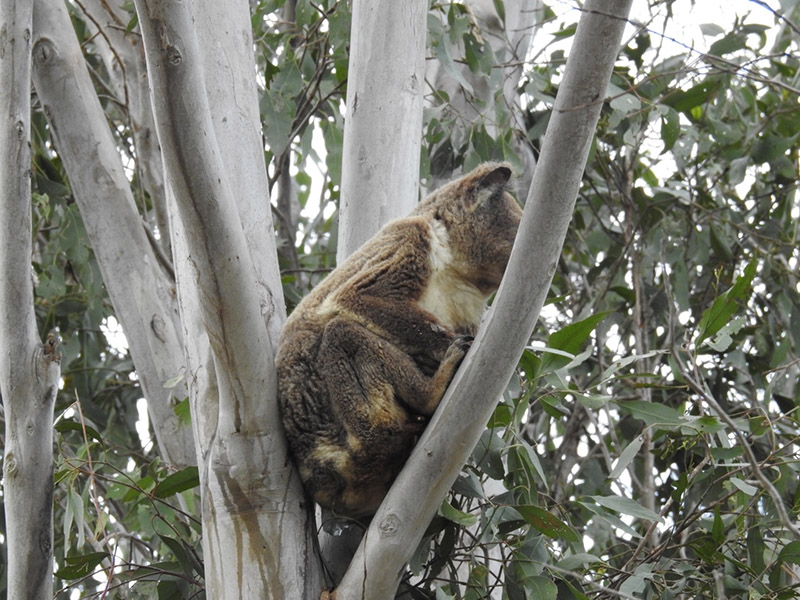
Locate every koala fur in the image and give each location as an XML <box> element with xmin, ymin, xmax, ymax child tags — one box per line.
<box><xmin>276</xmin><ymin>163</ymin><xmax>522</xmax><ymax>518</ymax></box>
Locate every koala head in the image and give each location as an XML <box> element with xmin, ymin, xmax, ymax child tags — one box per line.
<box><xmin>415</xmin><ymin>163</ymin><xmax>523</xmax><ymax>294</ymax></box>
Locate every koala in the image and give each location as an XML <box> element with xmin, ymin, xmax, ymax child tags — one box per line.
<box><xmin>276</xmin><ymin>163</ymin><xmax>522</xmax><ymax>519</ymax></box>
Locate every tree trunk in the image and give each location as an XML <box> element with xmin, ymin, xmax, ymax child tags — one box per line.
<box><xmin>133</xmin><ymin>0</ymin><xmax>321</xmax><ymax>596</ymax></box>
<box><xmin>334</xmin><ymin>1</ymin><xmax>634</xmax><ymax>597</ymax></box>
<box><xmin>336</xmin><ymin>0</ymin><xmax>428</xmax><ymax>262</ymax></box>
<box><xmin>30</xmin><ymin>0</ymin><xmax>195</xmax><ymax>468</ymax></box>
<box><xmin>0</xmin><ymin>2</ymin><xmax>59</xmax><ymax>598</ymax></box>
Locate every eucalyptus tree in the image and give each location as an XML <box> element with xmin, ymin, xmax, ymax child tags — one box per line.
<box><xmin>2</xmin><ymin>0</ymin><xmax>800</xmax><ymax>599</ymax></box>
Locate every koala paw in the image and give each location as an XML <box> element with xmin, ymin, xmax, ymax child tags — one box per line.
<box><xmin>443</xmin><ymin>335</ymin><xmax>473</xmax><ymax>365</ymax></box>
<box><xmin>453</xmin><ymin>335</ymin><xmax>474</xmax><ymax>352</ymax></box>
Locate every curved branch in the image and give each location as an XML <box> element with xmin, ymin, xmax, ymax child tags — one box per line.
<box><xmin>674</xmin><ymin>350</ymin><xmax>800</xmax><ymax>540</ymax></box>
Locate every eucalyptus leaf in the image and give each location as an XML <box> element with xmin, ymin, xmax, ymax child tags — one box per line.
<box><xmin>590</xmin><ymin>495</ymin><xmax>662</xmax><ymax>522</ymax></box>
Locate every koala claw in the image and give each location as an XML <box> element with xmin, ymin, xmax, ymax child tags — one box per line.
<box><xmin>454</xmin><ymin>335</ymin><xmax>474</xmax><ymax>351</ymax></box>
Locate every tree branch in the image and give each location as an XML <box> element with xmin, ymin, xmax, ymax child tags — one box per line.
<box><xmin>337</xmin><ymin>0</ymin><xmax>428</xmax><ymax>262</ymax></box>
<box><xmin>334</xmin><ymin>1</ymin><xmax>634</xmax><ymax>597</ymax></box>
<box><xmin>674</xmin><ymin>350</ymin><xmax>800</xmax><ymax>540</ymax></box>
<box><xmin>133</xmin><ymin>0</ymin><xmax>320</xmax><ymax>596</ymax></box>
<box><xmin>31</xmin><ymin>0</ymin><xmax>194</xmax><ymax>468</ymax></box>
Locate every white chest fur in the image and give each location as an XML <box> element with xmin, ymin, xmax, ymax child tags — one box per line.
<box><xmin>418</xmin><ymin>220</ymin><xmax>488</xmax><ymax>333</ymax></box>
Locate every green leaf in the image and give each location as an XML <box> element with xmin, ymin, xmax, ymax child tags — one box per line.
<box><xmin>492</xmin><ymin>0</ymin><xmax>505</xmax><ymax>24</ymax></box>
<box><xmin>514</xmin><ymin>438</ymin><xmax>548</xmax><ymax>487</ymax></box>
<box><xmin>472</xmin><ymin>429</ymin><xmax>505</xmax><ymax>480</ymax></box>
<box><xmin>608</xmin><ymin>436</ymin><xmax>643</xmax><ymax>480</ymax></box>
<box><xmin>440</xmin><ymin>499</ymin><xmax>478</xmax><ymax>527</ymax></box>
<box><xmin>776</xmin><ymin>541</ymin><xmax>800</xmax><ymax>567</ymax></box>
<box><xmin>553</xmin><ymin>23</ymin><xmax>577</xmax><ymax>39</ymax></box>
<box><xmin>660</xmin><ymin>106</ymin><xmax>681</xmax><ymax>152</ymax></box>
<box><xmin>601</xmin><ymin>350</ymin><xmax>665</xmax><ymax>381</ymax></box>
<box><xmin>700</xmin><ymin>23</ymin><xmax>725</xmax><ymax>37</ymax></box>
<box><xmin>618</xmin><ymin>400</ymin><xmax>684</xmax><ymax>428</ymax></box>
<box><xmin>709</xmin><ymin>33</ymin><xmax>747</xmax><ymax>56</ymax></box>
<box><xmin>125</xmin><ymin>13</ymin><xmax>139</xmax><ymax>34</ymax></box>
<box><xmin>556</xmin><ymin>553</ymin><xmax>603</xmax><ymax>570</ymax></box>
<box><xmin>430</xmin><ymin>28</ymin><xmax>474</xmax><ymax>95</ymax></box>
<box><xmin>664</xmin><ymin>78</ymin><xmax>722</xmax><ymax>115</ymax></box>
<box><xmin>173</xmin><ymin>397</ymin><xmax>192</xmax><ymax>426</ymax></box>
<box><xmin>56</xmin><ymin>551</ymin><xmax>109</xmax><ymax>580</ymax></box>
<box><xmin>158</xmin><ymin>534</ymin><xmax>202</xmax><ymax>577</ymax></box>
<box><xmin>729</xmin><ymin>477</ymin><xmax>758</xmax><ymax>496</ymax></box>
<box><xmin>54</xmin><ymin>420</ymin><xmax>105</xmax><ymax>445</ymax></box>
<box><xmin>610</xmin><ymin>93</ymin><xmax>641</xmax><ymax>114</ymax></box>
<box><xmin>163</xmin><ymin>372</ymin><xmax>185</xmax><ymax>389</ymax></box>
<box><xmin>712</xmin><ymin>506</ymin><xmax>725</xmax><ymax>544</ymax></box>
<box><xmin>452</xmin><ymin>472</ymin><xmax>485</xmax><ymax>499</ymax></box>
<box><xmin>540</xmin><ymin>312</ymin><xmax>610</xmax><ymax>372</ymax></box>
<box><xmin>436</xmin><ymin>589</ymin><xmax>456</xmax><ymax>600</ymax></box>
<box><xmin>705</xmin><ymin>315</ymin><xmax>747</xmax><ymax>352</ymax></box>
<box><xmin>589</xmin><ymin>495</ymin><xmax>661</xmax><ymax>522</ymax></box>
<box><xmin>524</xmin><ymin>576</ymin><xmax>558</xmax><ymax>600</ymax></box>
<box><xmin>696</xmin><ymin>259</ymin><xmax>757</xmax><ymax>347</ymax></box>
<box><xmin>157</xmin><ymin>580</ymin><xmax>184</xmax><ymax>599</ymax></box>
<box><xmin>747</xmin><ymin>526</ymin><xmax>766</xmax><ymax>575</ymax></box>
<box><xmin>673</xmin><ymin>259</ymin><xmax>690</xmax><ymax>310</ymax></box>
<box><xmin>515</xmin><ymin>505</ymin><xmax>581</xmax><ymax>542</ymax></box>
<box><xmin>619</xmin><ymin>564</ymin><xmax>653</xmax><ymax>596</ymax></box>
<box><xmin>575</xmin><ymin>393</ymin><xmax>613</xmax><ymax>409</ymax></box>
<box><xmin>681</xmin><ymin>415</ymin><xmax>724</xmax><ymax>435</ymax></box>
<box><xmin>261</xmin><ymin>88</ymin><xmax>295</xmax><ymax>158</ymax></box>
<box><xmin>152</xmin><ymin>466</ymin><xmax>199</xmax><ymax>499</ymax></box>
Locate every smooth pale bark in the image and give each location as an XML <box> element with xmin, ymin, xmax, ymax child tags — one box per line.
<box><xmin>191</xmin><ymin>0</ymin><xmax>286</xmax><ymax>343</ymax></box>
<box><xmin>336</xmin><ymin>0</ymin><xmax>428</xmax><ymax>262</ymax></box>
<box><xmin>334</xmin><ymin>2</ymin><xmax>634</xmax><ymax>598</ymax></box>
<box><xmin>30</xmin><ymin>0</ymin><xmax>194</xmax><ymax>468</ymax></box>
<box><xmin>0</xmin><ymin>2</ymin><xmax>59</xmax><ymax>599</ymax></box>
<box><xmin>133</xmin><ymin>0</ymin><xmax>320</xmax><ymax>597</ymax></box>
<box><xmin>78</xmin><ymin>0</ymin><xmax>171</xmax><ymax>255</ymax></box>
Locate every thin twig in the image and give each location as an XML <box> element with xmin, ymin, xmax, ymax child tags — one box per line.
<box><xmin>674</xmin><ymin>351</ymin><xmax>800</xmax><ymax>540</ymax></box>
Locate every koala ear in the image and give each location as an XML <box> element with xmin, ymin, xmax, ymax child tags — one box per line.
<box><xmin>472</xmin><ymin>164</ymin><xmax>512</xmax><ymax>209</ymax></box>
<box><xmin>478</xmin><ymin>165</ymin><xmax>512</xmax><ymax>190</ymax></box>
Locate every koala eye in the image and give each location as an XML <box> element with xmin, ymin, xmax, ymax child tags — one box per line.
<box><xmin>434</xmin><ymin>210</ymin><xmax>443</xmax><ymax>221</ymax></box>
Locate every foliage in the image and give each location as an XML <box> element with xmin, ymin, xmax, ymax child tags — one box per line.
<box><xmin>2</xmin><ymin>0</ymin><xmax>799</xmax><ymax>599</ymax></box>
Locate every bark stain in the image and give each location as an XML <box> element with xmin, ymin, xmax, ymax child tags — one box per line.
<box><xmin>214</xmin><ymin>467</ymin><xmax>285</xmax><ymax>598</ymax></box>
